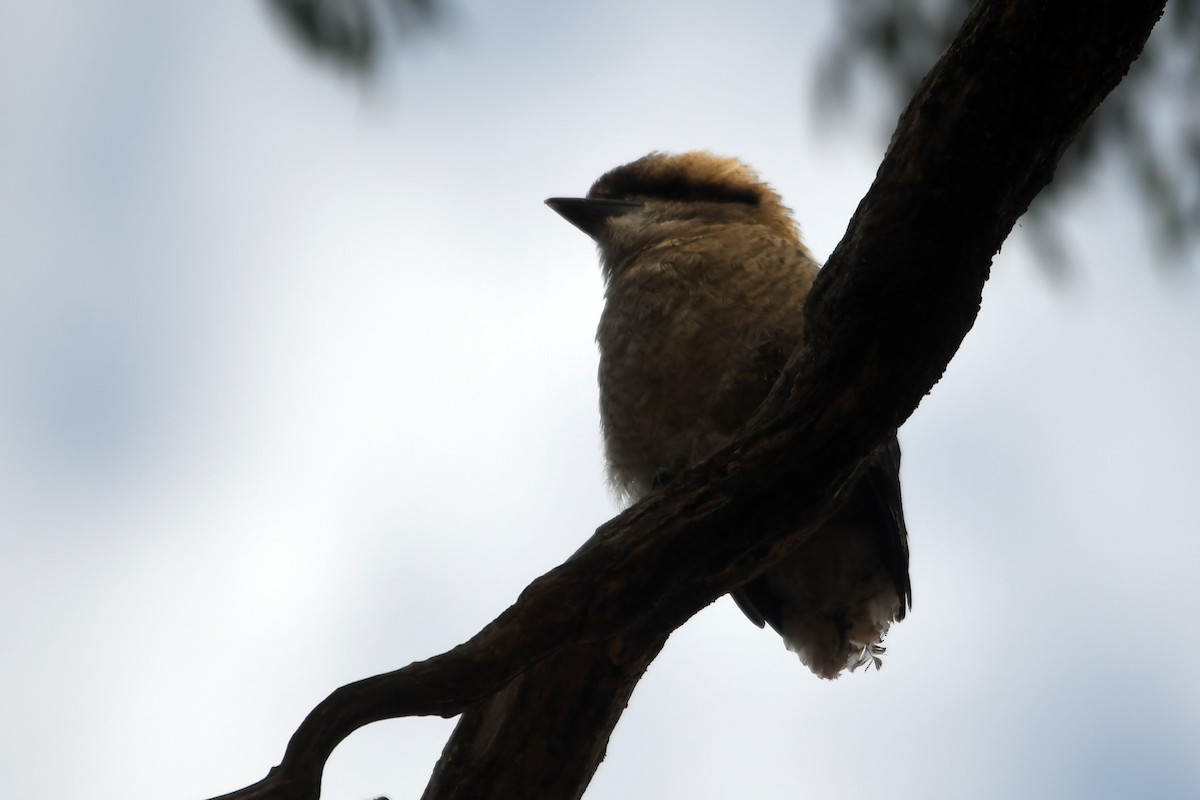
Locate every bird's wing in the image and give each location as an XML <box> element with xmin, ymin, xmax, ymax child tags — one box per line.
<box><xmin>862</xmin><ymin>433</ymin><xmax>913</xmax><ymax>617</ymax></box>
<box><xmin>729</xmin><ymin>433</ymin><xmax>912</xmax><ymax>631</ymax></box>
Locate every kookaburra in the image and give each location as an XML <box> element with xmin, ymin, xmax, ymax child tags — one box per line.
<box><xmin>546</xmin><ymin>151</ymin><xmax>911</xmax><ymax>679</ymax></box>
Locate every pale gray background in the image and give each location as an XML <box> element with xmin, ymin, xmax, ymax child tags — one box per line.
<box><xmin>3</xmin><ymin>2</ymin><xmax>1199</xmax><ymax>799</ymax></box>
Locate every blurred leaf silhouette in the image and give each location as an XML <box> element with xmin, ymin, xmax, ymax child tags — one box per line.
<box><xmin>264</xmin><ymin>0</ymin><xmax>1198</xmax><ymax>272</ymax></box>
<box><xmin>817</xmin><ymin>0</ymin><xmax>1200</xmax><ymax>273</ymax></box>
<box><xmin>265</xmin><ymin>0</ymin><xmax>441</xmax><ymax>72</ymax></box>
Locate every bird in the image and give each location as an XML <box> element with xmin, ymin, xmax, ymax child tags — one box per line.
<box><xmin>546</xmin><ymin>151</ymin><xmax>911</xmax><ymax>679</ymax></box>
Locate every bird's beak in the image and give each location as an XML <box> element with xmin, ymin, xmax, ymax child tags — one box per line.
<box><xmin>545</xmin><ymin>197</ymin><xmax>643</xmax><ymax>240</ymax></box>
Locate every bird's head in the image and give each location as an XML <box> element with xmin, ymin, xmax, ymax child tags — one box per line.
<box><xmin>546</xmin><ymin>151</ymin><xmax>800</xmax><ymax>279</ymax></box>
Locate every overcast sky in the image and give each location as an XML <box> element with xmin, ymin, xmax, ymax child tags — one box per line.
<box><xmin>2</xmin><ymin>2</ymin><xmax>1199</xmax><ymax>799</ymax></box>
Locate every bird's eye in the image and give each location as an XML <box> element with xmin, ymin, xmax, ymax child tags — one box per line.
<box><xmin>638</xmin><ymin>180</ymin><xmax>757</xmax><ymax>206</ymax></box>
<box><xmin>593</xmin><ymin>171</ymin><xmax>759</xmax><ymax>207</ymax></box>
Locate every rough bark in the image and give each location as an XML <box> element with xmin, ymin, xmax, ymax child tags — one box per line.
<box><xmin>421</xmin><ymin>629</ymin><xmax>669</xmax><ymax>800</ymax></box>
<box><xmin>206</xmin><ymin>2</ymin><xmax>1167</xmax><ymax>799</ymax></box>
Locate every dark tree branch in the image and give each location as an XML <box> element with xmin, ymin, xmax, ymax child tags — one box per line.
<box><xmin>822</xmin><ymin>0</ymin><xmax>1200</xmax><ymax>270</ymax></box>
<box><xmin>207</xmin><ymin>2</ymin><xmax>1166</xmax><ymax>798</ymax></box>
<box><xmin>420</xmin><ymin>630</ymin><xmax>671</xmax><ymax>799</ymax></box>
